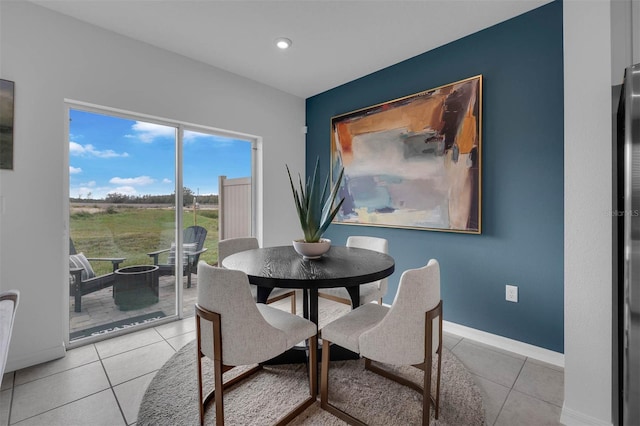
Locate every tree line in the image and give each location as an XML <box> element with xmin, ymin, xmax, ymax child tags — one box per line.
<box><xmin>71</xmin><ymin>187</ymin><xmax>218</xmax><ymax>205</ymax></box>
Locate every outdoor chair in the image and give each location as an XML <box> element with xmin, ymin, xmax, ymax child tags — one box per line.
<box><xmin>195</xmin><ymin>262</ymin><xmax>317</xmax><ymax>425</ymax></box>
<box><xmin>320</xmin><ymin>259</ymin><xmax>443</xmax><ymax>426</ymax></box>
<box><xmin>218</xmin><ymin>237</ymin><xmax>297</xmax><ymax>314</ymax></box>
<box><xmin>147</xmin><ymin>225</ymin><xmax>208</xmax><ymax>288</ymax></box>
<box><xmin>318</xmin><ymin>236</ymin><xmax>389</xmax><ymax>307</ymax></box>
<box><xmin>69</xmin><ymin>238</ymin><xmax>125</xmax><ymax>313</ymax></box>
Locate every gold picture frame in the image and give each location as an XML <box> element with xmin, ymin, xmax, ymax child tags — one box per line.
<box><xmin>331</xmin><ymin>75</ymin><xmax>482</xmax><ymax>233</ymax></box>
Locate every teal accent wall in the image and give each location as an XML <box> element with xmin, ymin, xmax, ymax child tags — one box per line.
<box><xmin>305</xmin><ymin>1</ymin><xmax>564</xmax><ymax>352</ymax></box>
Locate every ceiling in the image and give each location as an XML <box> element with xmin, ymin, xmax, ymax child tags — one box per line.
<box><xmin>30</xmin><ymin>0</ymin><xmax>552</xmax><ymax>98</ymax></box>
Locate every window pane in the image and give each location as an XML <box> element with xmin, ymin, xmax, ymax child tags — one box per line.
<box><xmin>69</xmin><ymin>109</ymin><xmax>177</xmax><ymax>342</ymax></box>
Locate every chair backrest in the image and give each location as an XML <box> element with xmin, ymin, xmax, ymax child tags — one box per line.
<box><xmin>346</xmin><ymin>236</ymin><xmax>388</xmax><ymax>293</ymax></box>
<box><xmin>218</xmin><ymin>237</ymin><xmax>259</xmax><ymax>265</ymax></box>
<box><xmin>69</xmin><ymin>238</ymin><xmax>77</xmax><ymax>255</ymax></box>
<box><xmin>196</xmin><ymin>262</ymin><xmax>286</xmax><ymax>365</ymax></box>
<box><xmin>179</xmin><ymin>226</ymin><xmax>207</xmax><ymax>267</ymax></box>
<box><xmin>0</xmin><ymin>290</ymin><xmax>19</xmax><ymax>385</ymax></box>
<box><xmin>359</xmin><ymin>259</ymin><xmax>441</xmax><ymax>365</ymax></box>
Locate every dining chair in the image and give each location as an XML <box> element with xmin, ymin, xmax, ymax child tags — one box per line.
<box><xmin>318</xmin><ymin>236</ymin><xmax>388</xmax><ymax>306</ymax></box>
<box><xmin>320</xmin><ymin>259</ymin><xmax>443</xmax><ymax>426</ymax></box>
<box><xmin>218</xmin><ymin>237</ymin><xmax>297</xmax><ymax>314</ymax></box>
<box><xmin>195</xmin><ymin>262</ymin><xmax>317</xmax><ymax>425</ymax></box>
<box><xmin>0</xmin><ymin>290</ymin><xmax>19</xmax><ymax>385</ymax></box>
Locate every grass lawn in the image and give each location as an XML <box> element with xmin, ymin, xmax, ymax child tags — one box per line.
<box><xmin>70</xmin><ymin>205</ymin><xmax>219</xmax><ymax>276</ymax></box>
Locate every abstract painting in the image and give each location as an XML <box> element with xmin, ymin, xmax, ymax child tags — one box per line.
<box><xmin>331</xmin><ymin>75</ymin><xmax>482</xmax><ymax>233</ymax></box>
<box><xmin>0</xmin><ymin>79</ymin><xmax>15</xmax><ymax>170</ymax></box>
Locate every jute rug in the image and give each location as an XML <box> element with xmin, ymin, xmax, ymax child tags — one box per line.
<box><xmin>138</xmin><ymin>339</ymin><xmax>485</xmax><ymax>425</ymax></box>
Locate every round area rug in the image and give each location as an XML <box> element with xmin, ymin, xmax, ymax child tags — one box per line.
<box><xmin>138</xmin><ymin>340</ymin><xmax>485</xmax><ymax>425</ymax></box>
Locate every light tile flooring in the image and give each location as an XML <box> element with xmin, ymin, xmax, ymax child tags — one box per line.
<box><xmin>2</xmin><ymin>296</ymin><xmax>564</xmax><ymax>426</ymax></box>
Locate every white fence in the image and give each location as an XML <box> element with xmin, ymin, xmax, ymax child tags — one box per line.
<box><xmin>218</xmin><ymin>175</ymin><xmax>252</xmax><ymax>240</ymax></box>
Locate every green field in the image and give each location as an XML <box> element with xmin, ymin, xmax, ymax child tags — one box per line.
<box><xmin>70</xmin><ymin>206</ymin><xmax>219</xmax><ymax>276</ymax></box>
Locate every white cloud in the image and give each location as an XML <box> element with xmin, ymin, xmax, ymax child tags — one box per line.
<box><xmin>109</xmin><ymin>176</ymin><xmax>155</xmax><ymax>186</ymax></box>
<box><xmin>70</xmin><ymin>141</ymin><xmax>129</xmax><ymax>158</ymax></box>
<box><xmin>162</xmin><ymin>178</ymin><xmax>172</xmax><ymax>184</ymax></box>
<box><xmin>128</xmin><ymin>121</ymin><xmax>175</xmax><ymax>143</ymax></box>
<box><xmin>69</xmin><ymin>166</ymin><xmax>82</xmax><ymax>174</ymax></box>
<box><xmin>113</xmin><ymin>186</ymin><xmax>138</xmax><ymax>196</ymax></box>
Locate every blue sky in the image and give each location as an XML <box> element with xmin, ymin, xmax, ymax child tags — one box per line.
<box><xmin>69</xmin><ymin>109</ymin><xmax>251</xmax><ymax>200</ymax></box>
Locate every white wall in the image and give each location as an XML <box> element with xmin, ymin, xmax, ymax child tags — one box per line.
<box><xmin>563</xmin><ymin>1</ymin><xmax>613</xmax><ymax>425</ymax></box>
<box><xmin>0</xmin><ymin>1</ymin><xmax>305</xmax><ymax>371</ymax></box>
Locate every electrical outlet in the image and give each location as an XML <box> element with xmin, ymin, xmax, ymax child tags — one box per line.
<box><xmin>506</xmin><ymin>285</ymin><xmax>518</xmax><ymax>303</ymax></box>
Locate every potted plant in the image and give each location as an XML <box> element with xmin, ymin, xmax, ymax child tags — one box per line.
<box><xmin>287</xmin><ymin>157</ymin><xmax>345</xmax><ymax>259</ymax></box>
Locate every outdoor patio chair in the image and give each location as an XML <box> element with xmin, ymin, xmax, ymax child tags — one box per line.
<box><xmin>147</xmin><ymin>225</ymin><xmax>208</xmax><ymax>288</ymax></box>
<box><xmin>69</xmin><ymin>238</ymin><xmax>125</xmax><ymax>313</ymax></box>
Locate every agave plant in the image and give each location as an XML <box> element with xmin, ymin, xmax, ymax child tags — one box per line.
<box><xmin>287</xmin><ymin>158</ymin><xmax>345</xmax><ymax>243</ymax></box>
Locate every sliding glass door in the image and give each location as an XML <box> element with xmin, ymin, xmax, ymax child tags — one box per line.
<box><xmin>68</xmin><ymin>108</ymin><xmax>178</xmax><ymax>342</ymax></box>
<box><xmin>67</xmin><ymin>104</ymin><xmax>255</xmax><ymax>344</ymax></box>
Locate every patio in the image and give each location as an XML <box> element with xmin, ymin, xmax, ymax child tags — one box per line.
<box><xmin>69</xmin><ymin>274</ymin><xmax>199</xmax><ymax>341</ymax></box>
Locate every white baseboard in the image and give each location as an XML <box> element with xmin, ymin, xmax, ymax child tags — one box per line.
<box><xmin>5</xmin><ymin>342</ymin><xmax>66</xmax><ymax>373</ymax></box>
<box><xmin>443</xmin><ymin>320</ymin><xmax>565</xmax><ymax>367</ymax></box>
<box><xmin>560</xmin><ymin>404</ymin><xmax>613</xmax><ymax>426</ymax></box>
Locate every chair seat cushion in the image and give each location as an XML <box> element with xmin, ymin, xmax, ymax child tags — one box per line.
<box><xmin>167</xmin><ymin>242</ymin><xmax>198</xmax><ymax>265</ymax></box>
<box><xmin>320</xmin><ymin>283</ymin><xmax>382</xmax><ymax>305</ymax></box>
<box><xmin>257</xmin><ymin>304</ymin><xmax>316</xmax><ymax>349</ymax></box>
<box><xmin>320</xmin><ymin>303</ymin><xmax>389</xmax><ymax>354</ymax></box>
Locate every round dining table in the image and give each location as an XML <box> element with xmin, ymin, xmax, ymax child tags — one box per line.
<box><xmin>221</xmin><ymin>244</ymin><xmax>395</xmax><ymax>327</ymax></box>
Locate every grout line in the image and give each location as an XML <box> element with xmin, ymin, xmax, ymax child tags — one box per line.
<box><xmin>492</xmin><ymin>356</ymin><xmax>527</xmax><ymax>426</ymax></box>
<box><xmin>7</xmin><ymin>373</ymin><xmax>15</xmax><ymax>425</ymax></box>
<box><xmin>7</xmin><ymin>387</ymin><xmax>112</xmax><ymax>425</ymax></box>
<box><xmin>96</xmin><ymin>343</ymin><xmax>129</xmax><ymax>426</ymax></box>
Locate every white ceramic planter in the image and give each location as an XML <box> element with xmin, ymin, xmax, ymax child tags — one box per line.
<box><xmin>292</xmin><ymin>238</ymin><xmax>331</xmax><ymax>260</ymax></box>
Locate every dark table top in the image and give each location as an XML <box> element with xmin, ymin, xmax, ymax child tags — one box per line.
<box><xmin>221</xmin><ymin>245</ymin><xmax>395</xmax><ymax>290</ymax></box>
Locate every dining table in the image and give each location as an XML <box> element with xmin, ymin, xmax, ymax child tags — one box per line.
<box><xmin>221</xmin><ymin>244</ymin><xmax>395</xmax><ymax>328</ymax></box>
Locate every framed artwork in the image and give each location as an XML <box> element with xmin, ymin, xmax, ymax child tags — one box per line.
<box><xmin>0</xmin><ymin>79</ymin><xmax>15</xmax><ymax>170</ymax></box>
<box><xmin>331</xmin><ymin>75</ymin><xmax>482</xmax><ymax>233</ymax></box>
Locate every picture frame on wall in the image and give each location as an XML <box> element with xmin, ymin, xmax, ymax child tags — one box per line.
<box><xmin>0</xmin><ymin>79</ymin><xmax>15</xmax><ymax>170</ymax></box>
<box><xmin>331</xmin><ymin>75</ymin><xmax>482</xmax><ymax>234</ymax></box>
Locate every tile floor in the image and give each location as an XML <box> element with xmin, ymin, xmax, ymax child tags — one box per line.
<box><xmin>2</xmin><ymin>297</ymin><xmax>564</xmax><ymax>426</ymax></box>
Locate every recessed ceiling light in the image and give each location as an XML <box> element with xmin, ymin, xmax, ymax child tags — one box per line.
<box><xmin>275</xmin><ymin>37</ymin><xmax>292</xmax><ymax>50</ymax></box>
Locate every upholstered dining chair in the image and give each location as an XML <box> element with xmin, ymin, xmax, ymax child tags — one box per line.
<box><xmin>218</xmin><ymin>237</ymin><xmax>297</xmax><ymax>314</ymax></box>
<box><xmin>318</xmin><ymin>236</ymin><xmax>389</xmax><ymax>306</ymax></box>
<box><xmin>320</xmin><ymin>259</ymin><xmax>443</xmax><ymax>426</ymax></box>
<box><xmin>195</xmin><ymin>262</ymin><xmax>317</xmax><ymax>426</ymax></box>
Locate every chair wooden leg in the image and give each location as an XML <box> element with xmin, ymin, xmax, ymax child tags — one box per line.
<box><xmin>291</xmin><ymin>292</ymin><xmax>297</xmax><ymax>315</ymax></box>
<box><xmin>196</xmin><ymin>318</ymin><xmax>205</xmax><ymax>426</ymax></box>
<box><xmin>435</xmin><ymin>308</ymin><xmax>443</xmax><ymax>419</ymax></box>
<box><xmin>309</xmin><ymin>335</ymin><xmax>317</xmax><ymax>398</ymax></box>
<box><xmin>212</xmin><ymin>313</ymin><xmax>225</xmax><ymax>426</ymax></box>
<box><xmin>424</xmin><ymin>352</ymin><xmax>432</xmax><ymax>426</ymax></box>
<box><xmin>214</xmin><ymin>356</ymin><xmax>224</xmax><ymax>426</ymax></box>
<box><xmin>320</xmin><ymin>340</ymin><xmax>366</xmax><ymax>426</ymax></box>
<box><xmin>320</xmin><ymin>338</ymin><xmax>330</xmax><ymax>409</ymax></box>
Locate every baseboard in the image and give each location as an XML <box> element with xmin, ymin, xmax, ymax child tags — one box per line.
<box><xmin>560</xmin><ymin>404</ymin><xmax>613</xmax><ymax>426</ymax></box>
<box><xmin>443</xmin><ymin>320</ymin><xmax>565</xmax><ymax>367</ymax></box>
<box><xmin>5</xmin><ymin>342</ymin><xmax>66</xmax><ymax>373</ymax></box>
